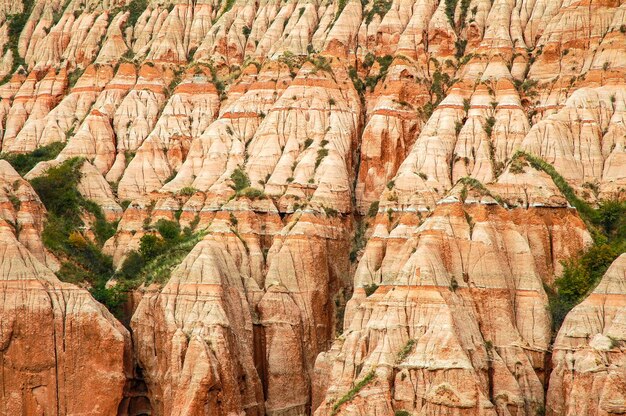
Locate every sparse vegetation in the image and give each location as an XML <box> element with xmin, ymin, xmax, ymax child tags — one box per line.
<box><xmin>331</xmin><ymin>370</ymin><xmax>376</xmax><ymax>415</ymax></box>
<box><xmin>509</xmin><ymin>157</ymin><xmax>528</xmax><ymax>175</ymax></box>
<box><xmin>1</xmin><ymin>0</ymin><xmax>34</xmax><ymax>84</ymax></box>
<box><xmin>125</xmin><ymin>0</ymin><xmax>148</xmax><ymax>28</ymax></box>
<box><xmin>315</xmin><ymin>148</ymin><xmax>329</xmax><ymax>169</ymax></box>
<box><xmin>116</xmin><ymin>219</ymin><xmax>206</xmax><ymax>286</ymax></box>
<box><xmin>309</xmin><ymin>55</ymin><xmax>332</xmax><ymax>73</ymax></box>
<box><xmin>364</xmin><ymin>55</ymin><xmax>393</xmax><ymax>92</ymax></box>
<box><xmin>364</xmin><ymin>283</ymin><xmax>379</xmax><ymax>297</ymax></box>
<box><xmin>483</xmin><ymin>116</ymin><xmax>496</xmax><ymax>137</ymax></box>
<box><xmin>349</xmin><ymin>220</ymin><xmax>366</xmax><ymax>262</ymax></box>
<box><xmin>456</xmin><ymin>176</ymin><xmax>503</xmax><ymax>205</ymax></box>
<box><xmin>512</xmin><ymin>152</ymin><xmax>626</xmax><ymax>332</ymax></box>
<box><xmin>365</xmin><ymin>0</ymin><xmax>392</xmax><ymax>24</ymax></box>
<box><xmin>396</xmin><ymin>339</ymin><xmax>416</xmax><ymax>363</ymax></box>
<box><xmin>368</xmin><ymin>201</ymin><xmax>380</xmax><ymax>217</ymax></box>
<box><xmin>68</xmin><ymin>67</ymin><xmax>85</xmax><ymax>88</ymax></box>
<box><xmin>240</xmin><ymin>187</ymin><xmax>266</xmax><ymax>200</ymax></box>
<box><xmin>1</xmin><ymin>142</ymin><xmax>66</xmax><ymax>176</ymax></box>
<box><xmin>30</xmin><ymin>158</ymin><xmax>122</xmax><ymax>314</ymax></box>
<box><xmin>178</xmin><ymin>187</ymin><xmax>198</xmax><ymax>196</ymax></box>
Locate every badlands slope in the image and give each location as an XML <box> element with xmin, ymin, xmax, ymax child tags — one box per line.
<box><xmin>0</xmin><ymin>0</ymin><xmax>625</xmax><ymax>415</ymax></box>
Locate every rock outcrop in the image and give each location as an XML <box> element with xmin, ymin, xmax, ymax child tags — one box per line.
<box><xmin>0</xmin><ymin>221</ymin><xmax>130</xmax><ymax>415</ymax></box>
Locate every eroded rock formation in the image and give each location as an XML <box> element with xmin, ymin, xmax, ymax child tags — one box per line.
<box><xmin>0</xmin><ymin>0</ymin><xmax>624</xmax><ymax>414</ymax></box>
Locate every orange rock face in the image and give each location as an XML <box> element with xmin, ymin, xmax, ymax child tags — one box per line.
<box><xmin>0</xmin><ymin>0</ymin><xmax>625</xmax><ymax>415</ymax></box>
<box><xmin>0</xmin><ymin>222</ymin><xmax>130</xmax><ymax>415</ymax></box>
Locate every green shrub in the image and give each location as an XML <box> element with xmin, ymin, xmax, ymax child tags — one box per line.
<box><xmin>315</xmin><ymin>148</ymin><xmax>329</xmax><ymax>169</ymax></box>
<box><xmin>1</xmin><ymin>142</ymin><xmax>66</xmax><ymax>176</ymax></box>
<box><xmin>139</xmin><ymin>234</ymin><xmax>166</xmax><ymax>258</ymax></box>
<box><xmin>364</xmin><ymin>283</ymin><xmax>379</xmax><ymax>297</ymax></box>
<box><xmin>178</xmin><ymin>186</ymin><xmax>197</xmax><ymax>196</ymax></box>
<box><xmin>155</xmin><ymin>219</ymin><xmax>181</xmax><ymax>241</ymax></box>
<box><xmin>367</xmin><ymin>201</ymin><xmax>379</xmax><ymax>217</ymax></box>
<box><xmin>126</xmin><ymin>0</ymin><xmax>148</xmax><ymax>28</ymax></box>
<box><xmin>240</xmin><ymin>187</ymin><xmax>266</xmax><ymax>200</ymax></box>
<box><xmin>230</xmin><ymin>167</ymin><xmax>250</xmax><ymax>191</ymax></box>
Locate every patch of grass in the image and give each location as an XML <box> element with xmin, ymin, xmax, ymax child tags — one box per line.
<box><xmin>1</xmin><ymin>142</ymin><xmax>66</xmax><ymax>176</ymax></box>
<box><xmin>309</xmin><ymin>55</ymin><xmax>332</xmax><ymax>73</ymax></box>
<box><xmin>483</xmin><ymin>116</ymin><xmax>496</xmax><ymax>137</ymax></box>
<box><xmin>364</xmin><ymin>55</ymin><xmax>393</xmax><ymax>92</ymax></box>
<box><xmin>334</xmin><ymin>0</ymin><xmax>348</xmax><ymax>22</ymax></box>
<box><xmin>509</xmin><ymin>157</ymin><xmax>527</xmax><ymax>174</ymax></box>
<box><xmin>513</xmin><ymin>151</ymin><xmax>598</xmax><ymax>228</ymax></box>
<box><xmin>315</xmin><ymin>148</ymin><xmax>329</xmax><ymax>169</ymax></box>
<box><xmin>331</xmin><ymin>370</ymin><xmax>376</xmax><ymax>415</ymax></box>
<box><xmin>240</xmin><ymin>186</ymin><xmax>266</xmax><ymax>200</ymax></box>
<box><xmin>444</xmin><ymin>0</ymin><xmax>458</xmax><ymax>28</ymax></box>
